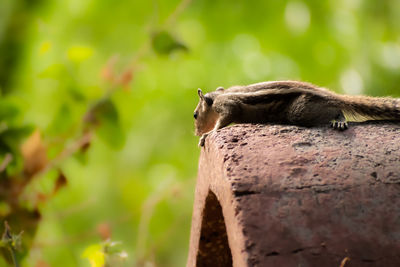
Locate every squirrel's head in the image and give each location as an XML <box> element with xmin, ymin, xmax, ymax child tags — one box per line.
<box><xmin>194</xmin><ymin>88</ymin><xmax>220</xmax><ymax>136</ymax></box>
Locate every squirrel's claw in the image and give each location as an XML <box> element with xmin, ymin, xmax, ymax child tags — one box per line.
<box><xmin>198</xmin><ymin>133</ymin><xmax>208</xmax><ymax>147</ymax></box>
<box><xmin>331</xmin><ymin>121</ymin><xmax>348</xmax><ymax>131</ymax></box>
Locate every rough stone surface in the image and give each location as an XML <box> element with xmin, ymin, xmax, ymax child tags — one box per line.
<box><xmin>187</xmin><ymin>122</ymin><xmax>400</xmax><ymax>267</ymax></box>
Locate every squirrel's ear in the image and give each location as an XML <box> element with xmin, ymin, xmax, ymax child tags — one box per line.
<box><xmin>198</xmin><ymin>88</ymin><xmax>213</xmax><ymax>105</ymax></box>
<box><xmin>216</xmin><ymin>86</ymin><xmax>224</xmax><ymax>91</ymax></box>
<box><xmin>204</xmin><ymin>95</ymin><xmax>213</xmax><ymax>106</ymax></box>
<box><xmin>198</xmin><ymin>88</ymin><xmax>204</xmax><ymax>99</ymax></box>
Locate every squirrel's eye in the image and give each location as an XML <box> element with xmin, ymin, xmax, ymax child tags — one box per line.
<box><xmin>193</xmin><ymin>112</ymin><xmax>198</xmax><ymax>119</ymax></box>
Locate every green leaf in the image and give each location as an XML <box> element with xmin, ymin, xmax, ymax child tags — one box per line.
<box><xmin>0</xmin><ymin>125</ymin><xmax>34</xmax><ymax>173</ymax></box>
<box><xmin>68</xmin><ymin>85</ymin><xmax>86</xmax><ymax>102</ymax></box>
<box><xmin>38</xmin><ymin>63</ymin><xmax>67</xmax><ymax>80</ymax></box>
<box><xmin>0</xmin><ymin>125</ymin><xmax>35</xmax><ymax>146</ymax></box>
<box><xmin>73</xmin><ymin>149</ymin><xmax>89</xmax><ymax>165</ymax></box>
<box><xmin>88</xmin><ymin>99</ymin><xmax>125</xmax><ymax>149</ymax></box>
<box><xmin>82</xmin><ymin>240</ymin><xmax>127</xmax><ymax>267</ymax></box>
<box><xmin>47</xmin><ymin>104</ymin><xmax>74</xmax><ymax>135</ymax></box>
<box><xmin>151</xmin><ymin>30</ymin><xmax>188</xmax><ymax>55</ymax></box>
<box><xmin>67</xmin><ymin>45</ymin><xmax>94</xmax><ymax>63</ymax></box>
<box><xmin>0</xmin><ymin>202</ymin><xmax>10</xmax><ymax>217</ymax></box>
<box><xmin>0</xmin><ymin>99</ymin><xmax>20</xmax><ymax>122</ymax></box>
<box><xmin>82</xmin><ymin>244</ymin><xmax>105</xmax><ymax>267</ymax></box>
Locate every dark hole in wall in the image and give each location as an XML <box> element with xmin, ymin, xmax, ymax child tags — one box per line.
<box><xmin>196</xmin><ymin>190</ymin><xmax>233</xmax><ymax>267</ymax></box>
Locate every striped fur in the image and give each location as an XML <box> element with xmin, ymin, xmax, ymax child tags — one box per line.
<box><xmin>194</xmin><ymin>81</ymin><xmax>400</xmax><ymax>142</ymax></box>
<box><xmin>337</xmin><ymin>95</ymin><xmax>400</xmax><ymax>121</ymax></box>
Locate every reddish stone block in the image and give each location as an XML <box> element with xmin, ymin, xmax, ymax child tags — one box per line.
<box><xmin>187</xmin><ymin>122</ymin><xmax>400</xmax><ymax>267</ymax></box>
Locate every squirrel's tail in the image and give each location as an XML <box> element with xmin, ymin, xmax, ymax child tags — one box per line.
<box><xmin>337</xmin><ymin>95</ymin><xmax>400</xmax><ymax>122</ymax></box>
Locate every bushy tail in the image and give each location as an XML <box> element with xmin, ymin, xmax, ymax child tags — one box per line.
<box><xmin>337</xmin><ymin>95</ymin><xmax>400</xmax><ymax>122</ymax></box>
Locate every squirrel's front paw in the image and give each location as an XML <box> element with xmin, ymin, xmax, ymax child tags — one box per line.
<box><xmin>198</xmin><ymin>134</ymin><xmax>208</xmax><ymax>147</ymax></box>
<box><xmin>331</xmin><ymin>121</ymin><xmax>348</xmax><ymax>131</ymax></box>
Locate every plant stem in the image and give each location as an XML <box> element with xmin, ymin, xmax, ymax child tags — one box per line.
<box><xmin>9</xmin><ymin>246</ymin><xmax>20</xmax><ymax>267</ymax></box>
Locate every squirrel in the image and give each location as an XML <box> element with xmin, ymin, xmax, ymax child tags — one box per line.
<box><xmin>193</xmin><ymin>81</ymin><xmax>400</xmax><ymax>147</ymax></box>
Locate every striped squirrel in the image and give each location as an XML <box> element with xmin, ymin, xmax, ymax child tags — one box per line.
<box><xmin>193</xmin><ymin>81</ymin><xmax>400</xmax><ymax>147</ymax></box>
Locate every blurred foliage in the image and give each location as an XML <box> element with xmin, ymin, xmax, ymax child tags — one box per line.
<box><xmin>1</xmin><ymin>222</ymin><xmax>24</xmax><ymax>266</ymax></box>
<box><xmin>151</xmin><ymin>30</ymin><xmax>188</xmax><ymax>55</ymax></box>
<box><xmin>82</xmin><ymin>240</ymin><xmax>127</xmax><ymax>267</ymax></box>
<box><xmin>0</xmin><ymin>0</ymin><xmax>399</xmax><ymax>266</ymax></box>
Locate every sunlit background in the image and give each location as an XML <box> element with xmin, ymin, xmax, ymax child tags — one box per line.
<box><xmin>0</xmin><ymin>0</ymin><xmax>399</xmax><ymax>266</ymax></box>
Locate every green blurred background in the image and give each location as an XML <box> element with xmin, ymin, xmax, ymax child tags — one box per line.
<box><xmin>0</xmin><ymin>0</ymin><xmax>399</xmax><ymax>266</ymax></box>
